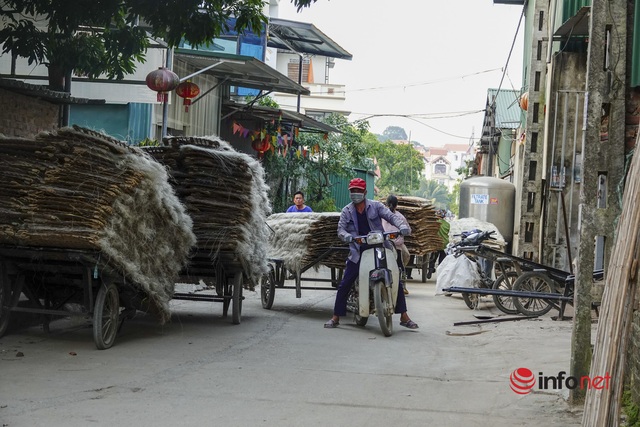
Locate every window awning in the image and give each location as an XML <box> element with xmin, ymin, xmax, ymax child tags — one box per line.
<box><xmin>553</xmin><ymin>6</ymin><xmax>590</xmax><ymax>40</ymax></box>
<box><xmin>268</xmin><ymin>18</ymin><xmax>353</xmax><ymax>60</ymax></box>
<box><xmin>223</xmin><ymin>100</ymin><xmax>340</xmax><ymax>134</ymax></box>
<box><xmin>173</xmin><ymin>49</ymin><xmax>310</xmax><ymax>95</ymax></box>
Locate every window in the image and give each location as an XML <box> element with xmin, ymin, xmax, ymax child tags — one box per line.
<box><xmin>288</xmin><ymin>59</ymin><xmax>312</xmax><ymax>83</ymax></box>
<box><xmin>434</xmin><ymin>163</ymin><xmax>447</xmax><ymax>175</ymax></box>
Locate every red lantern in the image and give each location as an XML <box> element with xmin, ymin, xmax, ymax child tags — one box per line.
<box><xmin>251</xmin><ymin>137</ymin><xmax>270</xmax><ymax>154</ymax></box>
<box><xmin>145</xmin><ymin>67</ymin><xmax>179</xmax><ymax>103</ymax></box>
<box><xmin>175</xmin><ymin>81</ymin><xmax>200</xmax><ymax>112</ymax></box>
<box><xmin>519</xmin><ymin>92</ymin><xmax>529</xmax><ymax>111</ymax></box>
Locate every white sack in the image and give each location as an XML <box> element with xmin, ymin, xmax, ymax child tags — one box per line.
<box><xmin>435</xmin><ymin>254</ymin><xmax>482</xmax><ymax>295</ymax></box>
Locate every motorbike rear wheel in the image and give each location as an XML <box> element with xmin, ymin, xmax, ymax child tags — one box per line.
<box><xmin>348</xmin><ymin>282</ymin><xmax>369</xmax><ymax>326</ymax></box>
<box><xmin>373</xmin><ymin>281</ymin><xmax>393</xmax><ymax>337</ymax></box>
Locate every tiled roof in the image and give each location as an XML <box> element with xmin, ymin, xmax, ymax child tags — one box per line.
<box><xmin>0</xmin><ymin>78</ymin><xmax>103</xmax><ymax>105</ymax></box>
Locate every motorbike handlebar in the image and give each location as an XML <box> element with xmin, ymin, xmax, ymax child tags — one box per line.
<box><xmin>455</xmin><ymin>230</ymin><xmax>497</xmax><ymax>247</ymax></box>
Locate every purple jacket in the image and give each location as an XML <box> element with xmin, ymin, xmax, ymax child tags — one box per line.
<box><xmin>338</xmin><ymin>199</ymin><xmax>411</xmax><ymax>264</ymax></box>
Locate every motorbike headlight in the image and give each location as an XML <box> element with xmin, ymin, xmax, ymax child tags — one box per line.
<box><xmin>366</xmin><ymin>232</ymin><xmax>384</xmax><ymax>245</ymax></box>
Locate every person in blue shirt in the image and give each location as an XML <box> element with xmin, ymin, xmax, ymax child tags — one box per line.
<box><xmin>286</xmin><ymin>191</ymin><xmax>313</xmax><ymax>213</ymax></box>
<box><xmin>324</xmin><ymin>178</ymin><xmax>419</xmax><ymax>329</ymax></box>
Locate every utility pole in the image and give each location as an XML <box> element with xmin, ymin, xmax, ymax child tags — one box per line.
<box><xmin>408</xmin><ymin>130</ymin><xmax>412</xmax><ymax>191</ymax></box>
<box><xmin>571</xmin><ymin>0</ymin><xmax>626</xmax><ymax>405</ymax></box>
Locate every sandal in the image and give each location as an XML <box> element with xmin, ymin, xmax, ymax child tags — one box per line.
<box><xmin>400</xmin><ymin>320</ymin><xmax>419</xmax><ymax>329</ymax></box>
<box><xmin>324</xmin><ymin>319</ymin><xmax>339</xmax><ymax>328</ymax></box>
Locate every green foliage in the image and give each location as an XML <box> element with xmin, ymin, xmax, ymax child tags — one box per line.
<box><xmin>456</xmin><ymin>158</ymin><xmax>476</xmax><ymax>179</ymax></box>
<box><xmin>382</xmin><ymin>126</ymin><xmax>408</xmax><ymax>141</ymax></box>
<box><xmin>262</xmin><ymin>113</ymin><xmax>374</xmax><ymax>213</ymax></box>
<box><xmin>244</xmin><ymin>94</ymin><xmax>280</xmax><ymax>109</ymax></box>
<box><xmin>138</xmin><ymin>138</ymin><xmax>159</xmax><ymax>147</ymax></box>
<box><xmin>623</xmin><ymin>390</ymin><xmax>640</xmax><ymax>427</ymax></box>
<box><xmin>0</xmin><ymin>0</ymin><xmax>315</xmax><ymax>89</ymax></box>
<box><xmin>411</xmin><ymin>179</ymin><xmax>450</xmax><ymax>210</ymax></box>
<box><xmin>367</xmin><ymin>139</ymin><xmax>423</xmax><ymax>195</ymax></box>
<box><xmin>448</xmin><ymin>182</ymin><xmax>460</xmax><ymax>216</ymax></box>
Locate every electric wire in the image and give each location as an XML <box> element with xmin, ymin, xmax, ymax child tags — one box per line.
<box><xmin>486</xmin><ymin>3</ymin><xmax>526</xmax><ymax>174</ymax></box>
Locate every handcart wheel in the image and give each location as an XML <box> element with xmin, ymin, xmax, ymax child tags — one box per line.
<box><xmin>93</xmin><ymin>280</ymin><xmax>120</xmax><ymax>350</ymax></box>
<box><xmin>0</xmin><ymin>266</ymin><xmax>11</xmax><ymax>337</ymax></box>
<box><xmin>231</xmin><ymin>272</ymin><xmax>242</xmax><ymax>325</ymax></box>
<box><xmin>512</xmin><ymin>271</ymin><xmax>554</xmax><ymax>316</ymax></box>
<box><xmin>492</xmin><ymin>271</ymin><xmax>519</xmax><ymax>315</ymax></box>
<box><xmin>260</xmin><ymin>266</ymin><xmax>276</xmax><ymax>310</ymax></box>
<box><xmin>421</xmin><ymin>258</ymin><xmax>429</xmax><ymax>283</ymax></box>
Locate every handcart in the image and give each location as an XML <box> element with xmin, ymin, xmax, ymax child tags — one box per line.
<box><xmin>172</xmin><ymin>249</ymin><xmax>246</xmax><ymax>324</ymax></box>
<box><xmin>260</xmin><ymin>247</ymin><xmax>348</xmax><ymax>309</ymax></box>
<box><xmin>443</xmin><ymin>244</ymin><xmax>604</xmax><ymax>319</ymax></box>
<box><xmin>0</xmin><ymin>245</ymin><xmax>138</xmax><ymax>349</ymax></box>
<box><xmin>405</xmin><ymin>252</ymin><xmax>432</xmax><ymax>283</ymax></box>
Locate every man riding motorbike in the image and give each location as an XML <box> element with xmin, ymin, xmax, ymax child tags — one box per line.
<box><xmin>323</xmin><ymin>178</ymin><xmax>419</xmax><ymax>330</ymax></box>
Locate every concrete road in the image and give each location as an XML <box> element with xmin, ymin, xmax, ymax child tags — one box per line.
<box><xmin>0</xmin><ymin>269</ymin><xmax>585</xmax><ymax>426</ymax></box>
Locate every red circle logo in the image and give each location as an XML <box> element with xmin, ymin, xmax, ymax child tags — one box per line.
<box><xmin>510</xmin><ymin>367</ymin><xmax>535</xmax><ymax>394</ymax></box>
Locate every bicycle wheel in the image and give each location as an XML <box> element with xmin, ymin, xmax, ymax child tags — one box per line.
<box><xmin>462</xmin><ymin>291</ymin><xmax>479</xmax><ymax>309</ymax></box>
<box><xmin>512</xmin><ymin>272</ymin><xmax>554</xmax><ymax>316</ymax></box>
<box><xmin>492</xmin><ymin>271</ymin><xmax>519</xmax><ymax>315</ymax></box>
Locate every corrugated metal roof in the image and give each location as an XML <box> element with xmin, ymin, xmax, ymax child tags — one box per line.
<box><xmin>562</xmin><ymin>0</ymin><xmax>592</xmax><ymax>23</ymax></box>
<box><xmin>487</xmin><ymin>88</ymin><xmax>522</xmax><ymax>129</ymax></box>
<box><xmin>174</xmin><ymin>49</ymin><xmax>310</xmax><ymax>96</ymax></box>
<box><xmin>268</xmin><ymin>18</ymin><xmax>352</xmax><ymax>60</ymax></box>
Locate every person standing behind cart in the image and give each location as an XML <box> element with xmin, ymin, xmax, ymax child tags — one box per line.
<box><xmin>324</xmin><ymin>178</ymin><xmax>419</xmax><ymax>329</ymax></box>
<box><xmin>382</xmin><ymin>195</ymin><xmax>411</xmax><ymax>295</ymax></box>
<box><xmin>427</xmin><ymin>209</ymin><xmax>450</xmax><ymax>279</ymax></box>
<box><xmin>286</xmin><ymin>191</ymin><xmax>313</xmax><ymax>213</ymax></box>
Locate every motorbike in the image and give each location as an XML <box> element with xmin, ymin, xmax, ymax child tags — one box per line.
<box><xmin>346</xmin><ymin>230</ymin><xmax>406</xmax><ymax>337</ymax></box>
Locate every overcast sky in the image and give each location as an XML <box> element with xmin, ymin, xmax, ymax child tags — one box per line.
<box><xmin>277</xmin><ymin>0</ymin><xmax>525</xmax><ymax>148</ymax></box>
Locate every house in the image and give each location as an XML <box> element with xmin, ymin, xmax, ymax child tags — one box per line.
<box><xmin>493</xmin><ymin>0</ymin><xmax>640</xmax><ymax>405</ymax></box>
<box><xmin>0</xmin><ymin>2</ymin><xmax>351</xmax><ymax>156</ymax></box>
<box><xmin>414</xmin><ymin>143</ymin><xmax>475</xmax><ymax>192</ymax></box>
<box><xmin>477</xmin><ymin>88</ymin><xmax>522</xmax><ymax>179</ymax></box>
<box><xmin>266</xmin><ymin>17</ymin><xmax>353</xmax><ymax>121</ymax></box>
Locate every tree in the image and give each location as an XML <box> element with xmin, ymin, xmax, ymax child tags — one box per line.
<box><xmin>263</xmin><ymin>114</ymin><xmax>374</xmax><ymax>212</ymax></box>
<box><xmin>411</xmin><ymin>179</ymin><xmax>450</xmax><ymax>209</ymax></box>
<box><xmin>382</xmin><ymin>126</ymin><xmax>407</xmax><ymax>141</ymax></box>
<box><xmin>455</xmin><ymin>158</ymin><xmax>477</xmax><ymax>179</ymax></box>
<box><xmin>448</xmin><ymin>182</ymin><xmax>460</xmax><ymax>216</ymax></box>
<box><xmin>0</xmin><ymin>0</ymin><xmax>315</xmax><ymax>90</ymax></box>
<box><xmin>368</xmin><ymin>140</ymin><xmax>423</xmax><ymax>195</ymax></box>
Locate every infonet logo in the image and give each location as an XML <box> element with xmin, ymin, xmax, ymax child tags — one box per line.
<box><xmin>509</xmin><ymin>368</ymin><xmax>611</xmax><ymax>395</ymax></box>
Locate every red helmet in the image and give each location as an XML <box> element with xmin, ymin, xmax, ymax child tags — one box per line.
<box><xmin>348</xmin><ymin>178</ymin><xmax>366</xmax><ymax>190</ymax></box>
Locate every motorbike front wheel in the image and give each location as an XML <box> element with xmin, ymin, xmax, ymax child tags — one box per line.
<box><xmin>373</xmin><ymin>281</ymin><xmax>393</xmax><ymax>337</ymax></box>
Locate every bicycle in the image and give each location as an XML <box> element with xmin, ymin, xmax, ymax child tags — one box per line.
<box><xmin>448</xmin><ymin>229</ymin><xmax>520</xmax><ymax>314</ymax></box>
